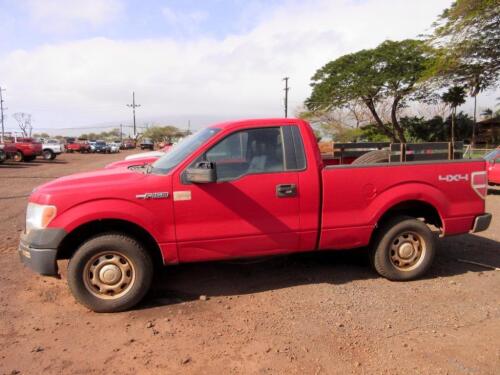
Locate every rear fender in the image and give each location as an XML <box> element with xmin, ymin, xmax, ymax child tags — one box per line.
<box><xmin>369</xmin><ymin>182</ymin><xmax>447</xmax><ymax>231</ymax></box>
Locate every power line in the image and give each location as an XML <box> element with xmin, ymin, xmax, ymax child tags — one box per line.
<box><xmin>283</xmin><ymin>77</ymin><xmax>290</xmax><ymax>118</ymax></box>
<box><xmin>126</xmin><ymin>91</ymin><xmax>141</xmax><ymax>138</ymax></box>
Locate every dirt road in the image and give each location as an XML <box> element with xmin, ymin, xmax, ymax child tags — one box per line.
<box><xmin>1</xmin><ymin>152</ymin><xmax>499</xmax><ymax>374</ymax></box>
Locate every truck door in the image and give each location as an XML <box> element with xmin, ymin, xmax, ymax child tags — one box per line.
<box><xmin>172</xmin><ymin>126</ymin><xmax>305</xmax><ymax>262</ymax></box>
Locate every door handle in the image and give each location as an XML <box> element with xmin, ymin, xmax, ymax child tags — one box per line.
<box><xmin>276</xmin><ymin>184</ymin><xmax>297</xmax><ymax>197</ymax></box>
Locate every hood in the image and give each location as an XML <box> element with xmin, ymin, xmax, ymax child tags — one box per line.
<box><xmin>30</xmin><ymin>167</ymin><xmax>150</xmax><ymax>206</ymax></box>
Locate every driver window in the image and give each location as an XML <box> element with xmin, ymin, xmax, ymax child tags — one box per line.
<box><xmin>200</xmin><ymin>127</ymin><xmax>284</xmax><ymax>181</ymax></box>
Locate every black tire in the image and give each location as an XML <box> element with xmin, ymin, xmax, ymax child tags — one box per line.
<box><xmin>24</xmin><ymin>155</ymin><xmax>36</xmax><ymax>162</ymax></box>
<box><xmin>42</xmin><ymin>149</ymin><xmax>53</xmax><ymax>160</ymax></box>
<box><xmin>0</xmin><ymin>150</ymin><xmax>5</xmax><ymax>163</ymax></box>
<box><xmin>50</xmin><ymin>153</ymin><xmax>57</xmax><ymax>160</ymax></box>
<box><xmin>67</xmin><ymin>233</ymin><xmax>154</xmax><ymax>313</ymax></box>
<box><xmin>371</xmin><ymin>216</ymin><xmax>435</xmax><ymax>281</ymax></box>
<box><xmin>351</xmin><ymin>150</ymin><xmax>391</xmax><ymax>165</ymax></box>
<box><xmin>14</xmin><ymin>151</ymin><xmax>24</xmax><ymax>162</ymax></box>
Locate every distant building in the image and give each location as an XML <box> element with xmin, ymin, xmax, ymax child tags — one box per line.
<box><xmin>476</xmin><ymin>117</ymin><xmax>500</xmax><ymax>146</ymax></box>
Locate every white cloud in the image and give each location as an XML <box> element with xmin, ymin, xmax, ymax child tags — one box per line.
<box><xmin>23</xmin><ymin>0</ymin><xmax>123</xmax><ymax>33</ymax></box>
<box><xmin>4</xmin><ymin>0</ymin><xmax>493</xmax><ymax>132</ymax></box>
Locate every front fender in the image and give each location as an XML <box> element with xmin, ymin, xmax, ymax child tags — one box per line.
<box><xmin>49</xmin><ymin>198</ymin><xmax>170</xmax><ymax>245</ymax></box>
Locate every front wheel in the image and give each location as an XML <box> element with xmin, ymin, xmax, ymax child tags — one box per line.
<box><xmin>68</xmin><ymin>233</ymin><xmax>153</xmax><ymax>312</ymax></box>
<box><xmin>371</xmin><ymin>216</ymin><xmax>436</xmax><ymax>281</ymax></box>
<box><xmin>42</xmin><ymin>149</ymin><xmax>53</xmax><ymax>160</ymax></box>
<box><xmin>14</xmin><ymin>151</ymin><xmax>24</xmax><ymax>162</ymax></box>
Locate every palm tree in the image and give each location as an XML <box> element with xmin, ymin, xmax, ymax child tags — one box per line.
<box><xmin>442</xmin><ymin>86</ymin><xmax>466</xmax><ymax>143</ymax></box>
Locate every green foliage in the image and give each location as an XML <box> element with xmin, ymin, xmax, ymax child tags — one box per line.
<box><xmin>80</xmin><ymin>128</ymin><xmax>121</xmax><ymax>141</ymax></box>
<box><xmin>441</xmin><ymin>86</ymin><xmax>467</xmax><ymax>108</ymax></box>
<box><xmin>429</xmin><ymin>0</ymin><xmax>500</xmax><ymax>92</ymax></box>
<box><xmin>402</xmin><ymin>113</ymin><xmax>473</xmax><ymax>142</ymax></box>
<box><xmin>306</xmin><ymin>39</ymin><xmax>435</xmax><ymax>142</ymax></box>
<box><xmin>358</xmin><ymin>124</ymin><xmax>392</xmax><ymax>142</ymax></box>
<box><xmin>141</xmin><ymin>125</ymin><xmax>184</xmax><ymax>143</ymax></box>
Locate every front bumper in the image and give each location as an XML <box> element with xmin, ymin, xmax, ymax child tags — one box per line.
<box><xmin>18</xmin><ymin>228</ymin><xmax>67</xmax><ymax>276</ymax></box>
<box><xmin>471</xmin><ymin>213</ymin><xmax>492</xmax><ymax>233</ymax></box>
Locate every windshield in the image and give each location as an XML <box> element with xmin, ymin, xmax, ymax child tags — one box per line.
<box><xmin>151</xmin><ymin>127</ymin><xmax>220</xmax><ymax>174</ymax></box>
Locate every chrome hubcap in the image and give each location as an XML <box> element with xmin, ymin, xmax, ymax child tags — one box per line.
<box><xmin>83</xmin><ymin>252</ymin><xmax>135</xmax><ymax>299</ymax></box>
<box><xmin>390</xmin><ymin>232</ymin><xmax>426</xmax><ymax>271</ymax></box>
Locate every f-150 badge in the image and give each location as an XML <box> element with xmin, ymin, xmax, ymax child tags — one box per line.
<box><xmin>135</xmin><ymin>192</ymin><xmax>169</xmax><ymax>199</ymax></box>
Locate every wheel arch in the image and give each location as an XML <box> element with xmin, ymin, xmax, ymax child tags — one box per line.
<box><xmin>377</xmin><ymin>200</ymin><xmax>443</xmax><ymax>228</ymax></box>
<box><xmin>57</xmin><ymin>219</ymin><xmax>164</xmax><ymax>267</ymax></box>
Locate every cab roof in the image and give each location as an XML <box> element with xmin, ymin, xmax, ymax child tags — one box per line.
<box><xmin>208</xmin><ymin>118</ymin><xmax>303</xmax><ymax>131</ymax></box>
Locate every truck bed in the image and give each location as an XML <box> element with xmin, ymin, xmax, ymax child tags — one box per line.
<box><xmin>319</xmin><ymin>159</ymin><xmax>487</xmax><ymax>250</ymax></box>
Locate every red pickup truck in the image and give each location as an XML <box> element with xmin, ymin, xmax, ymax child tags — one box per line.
<box><xmin>19</xmin><ymin>118</ymin><xmax>491</xmax><ymax>312</ymax></box>
<box><xmin>10</xmin><ymin>138</ymin><xmax>42</xmax><ymax>161</ymax></box>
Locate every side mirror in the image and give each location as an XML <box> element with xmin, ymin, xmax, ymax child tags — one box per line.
<box><xmin>186</xmin><ymin>161</ymin><xmax>217</xmax><ymax>183</ymax></box>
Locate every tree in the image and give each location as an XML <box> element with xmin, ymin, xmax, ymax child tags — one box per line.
<box><xmin>403</xmin><ymin>113</ymin><xmax>474</xmax><ymax>142</ymax></box>
<box><xmin>428</xmin><ymin>0</ymin><xmax>500</xmax><ymax>145</ymax></box>
<box><xmin>141</xmin><ymin>125</ymin><xmax>184</xmax><ymax>143</ymax></box>
<box><xmin>441</xmin><ymin>86</ymin><xmax>466</xmax><ymax>142</ymax></box>
<box><xmin>306</xmin><ymin>39</ymin><xmax>435</xmax><ymax>143</ymax></box>
<box><xmin>12</xmin><ymin>112</ymin><xmax>32</xmax><ymax>137</ymax></box>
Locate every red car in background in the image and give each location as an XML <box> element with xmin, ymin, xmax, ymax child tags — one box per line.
<box><xmin>484</xmin><ymin>148</ymin><xmax>500</xmax><ymax>185</ymax></box>
<box><xmin>66</xmin><ymin>140</ymin><xmax>91</xmax><ymax>153</ymax></box>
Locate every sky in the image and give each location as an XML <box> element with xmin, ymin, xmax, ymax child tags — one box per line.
<box><xmin>0</xmin><ymin>0</ymin><xmax>498</xmax><ymax>134</ymax></box>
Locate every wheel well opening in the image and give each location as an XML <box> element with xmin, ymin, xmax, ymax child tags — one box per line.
<box><xmin>377</xmin><ymin>200</ymin><xmax>442</xmax><ymax>230</ymax></box>
<box><xmin>57</xmin><ymin>219</ymin><xmax>164</xmax><ymax>266</ymax></box>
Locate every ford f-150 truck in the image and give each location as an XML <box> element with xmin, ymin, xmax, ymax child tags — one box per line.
<box><xmin>18</xmin><ymin>118</ymin><xmax>491</xmax><ymax>312</ymax></box>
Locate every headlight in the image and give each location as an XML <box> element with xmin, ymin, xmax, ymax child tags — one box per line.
<box><xmin>26</xmin><ymin>203</ymin><xmax>57</xmax><ymax>233</ymax></box>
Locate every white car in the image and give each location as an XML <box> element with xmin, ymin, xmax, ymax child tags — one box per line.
<box><xmin>41</xmin><ymin>139</ymin><xmax>64</xmax><ymax>160</ymax></box>
<box><xmin>109</xmin><ymin>142</ymin><xmax>121</xmax><ymax>153</ymax></box>
<box><xmin>125</xmin><ymin>150</ymin><xmax>164</xmax><ymax>160</ymax></box>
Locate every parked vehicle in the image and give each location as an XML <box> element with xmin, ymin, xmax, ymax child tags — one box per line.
<box><xmin>0</xmin><ymin>142</ymin><xmax>17</xmax><ymax>163</ymax></box>
<box><xmin>105</xmin><ymin>156</ymin><xmax>158</xmax><ymax>169</ymax></box>
<box><xmin>108</xmin><ymin>142</ymin><xmax>121</xmax><ymax>153</ymax></box>
<box><xmin>93</xmin><ymin>140</ymin><xmax>110</xmax><ymax>153</ymax></box>
<box><xmin>484</xmin><ymin>148</ymin><xmax>500</xmax><ymax>185</ymax></box>
<box><xmin>105</xmin><ymin>144</ymin><xmax>174</xmax><ymax>169</ymax></box>
<box><xmin>121</xmin><ymin>139</ymin><xmax>136</xmax><ymax>150</ymax></box>
<box><xmin>12</xmin><ymin>137</ymin><xmax>42</xmax><ymax>162</ymax></box>
<box><xmin>19</xmin><ymin>118</ymin><xmax>491</xmax><ymax>312</ymax></box>
<box><xmin>67</xmin><ymin>140</ymin><xmax>91</xmax><ymax>153</ymax></box>
<box><xmin>41</xmin><ymin>139</ymin><xmax>64</xmax><ymax>160</ymax></box>
<box><xmin>140</xmin><ymin>138</ymin><xmax>154</xmax><ymax>150</ymax></box>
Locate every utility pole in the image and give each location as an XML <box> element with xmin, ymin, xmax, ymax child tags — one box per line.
<box><xmin>126</xmin><ymin>91</ymin><xmax>141</xmax><ymax>139</ymax></box>
<box><xmin>283</xmin><ymin>77</ymin><xmax>289</xmax><ymax>118</ymax></box>
<box><xmin>120</xmin><ymin>123</ymin><xmax>123</xmax><ymax>143</ymax></box>
<box><xmin>0</xmin><ymin>87</ymin><xmax>6</xmax><ymax>143</ymax></box>
<box><xmin>187</xmin><ymin>120</ymin><xmax>191</xmax><ymax>135</ymax></box>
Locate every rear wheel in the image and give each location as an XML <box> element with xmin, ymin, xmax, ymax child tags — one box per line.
<box><xmin>42</xmin><ymin>149</ymin><xmax>53</xmax><ymax>160</ymax></box>
<box><xmin>67</xmin><ymin>233</ymin><xmax>153</xmax><ymax>312</ymax></box>
<box><xmin>371</xmin><ymin>216</ymin><xmax>435</xmax><ymax>280</ymax></box>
